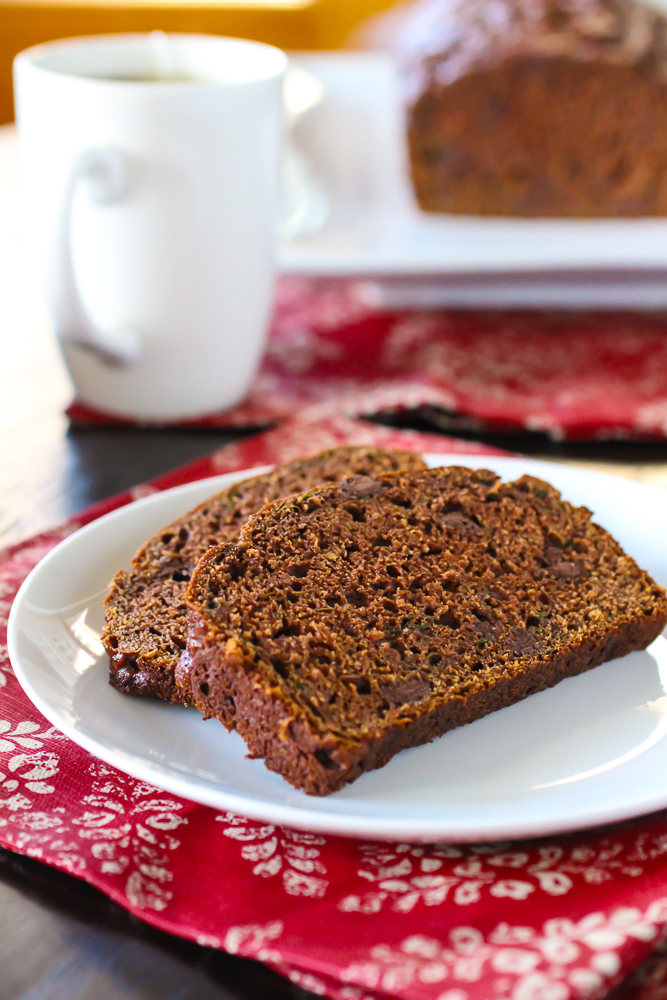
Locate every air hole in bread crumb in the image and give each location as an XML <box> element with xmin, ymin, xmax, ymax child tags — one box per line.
<box><xmin>178</xmin><ymin>527</ymin><xmax>189</xmax><ymax>541</ymax></box>
<box><xmin>346</xmin><ymin>590</ymin><xmax>367</xmax><ymax>608</ymax></box>
<box><xmin>344</xmin><ymin>504</ymin><xmax>366</xmax><ymax>523</ymax></box>
<box><xmin>273</xmin><ymin>622</ymin><xmax>301</xmax><ymax>639</ymax></box>
<box><xmin>387</xmin><ymin>565</ymin><xmax>399</xmax><ymax>578</ymax></box>
<box><xmin>314</xmin><ymin>748</ymin><xmax>335</xmax><ymax>769</ymax></box>
<box><xmin>108</xmin><ymin>636</ymin><xmax>118</xmax><ymax>649</ymax></box>
<box><xmin>288</xmin><ymin>564</ymin><xmax>309</xmax><ymax>578</ymax></box>
<box><xmin>355</xmin><ymin>677</ymin><xmax>371</xmax><ymax>695</ymax></box>
<box><xmin>200</xmin><ymin>682</ymin><xmax>209</xmax><ymax>696</ymax></box>
<box><xmin>172</xmin><ymin>570</ymin><xmax>190</xmax><ymax>583</ymax></box>
<box><xmin>161</xmin><ymin>533</ymin><xmax>174</xmax><ymax>544</ymax></box>
<box><xmin>526</xmin><ymin>614</ymin><xmax>541</xmax><ymax>627</ymax></box>
<box><xmin>229</xmin><ymin>562</ymin><xmax>247</xmax><ymax>582</ymax></box>
<box><xmin>270</xmin><ymin>656</ymin><xmax>288</xmax><ymax>678</ymax></box>
<box><xmin>439</xmin><ymin>613</ymin><xmax>460</xmax><ymax>629</ymax></box>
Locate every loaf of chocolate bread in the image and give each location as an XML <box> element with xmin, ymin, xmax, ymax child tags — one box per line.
<box><xmin>102</xmin><ymin>446</ymin><xmax>426</xmax><ymax>703</ymax></box>
<box><xmin>185</xmin><ymin>467</ymin><xmax>667</xmax><ymax>794</ymax></box>
<box><xmin>400</xmin><ymin>0</ymin><xmax>667</xmax><ymax>216</ymax></box>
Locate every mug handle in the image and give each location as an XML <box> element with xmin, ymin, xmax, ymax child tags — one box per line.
<box><xmin>47</xmin><ymin>146</ymin><xmax>143</xmax><ymax>367</ymax></box>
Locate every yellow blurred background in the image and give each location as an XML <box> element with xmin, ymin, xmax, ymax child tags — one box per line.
<box><xmin>0</xmin><ymin>0</ymin><xmax>396</xmax><ymax>124</ymax></box>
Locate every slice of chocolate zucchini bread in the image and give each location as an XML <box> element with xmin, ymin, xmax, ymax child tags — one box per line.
<box><xmin>102</xmin><ymin>446</ymin><xmax>427</xmax><ymax>704</ymax></box>
<box><xmin>185</xmin><ymin>466</ymin><xmax>667</xmax><ymax>795</ymax></box>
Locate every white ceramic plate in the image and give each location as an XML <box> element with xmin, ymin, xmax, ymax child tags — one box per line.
<box><xmin>8</xmin><ymin>455</ymin><xmax>667</xmax><ymax>842</ymax></box>
<box><xmin>279</xmin><ymin>53</ymin><xmax>667</xmax><ymax>298</ymax></box>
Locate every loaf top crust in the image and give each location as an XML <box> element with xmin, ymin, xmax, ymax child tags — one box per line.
<box><xmin>186</xmin><ymin>466</ymin><xmax>667</xmax><ymax>747</ymax></box>
<box><xmin>102</xmin><ymin>446</ymin><xmax>427</xmax><ymax>702</ymax></box>
<box><xmin>396</xmin><ymin>0</ymin><xmax>667</xmax><ymax>103</ymax></box>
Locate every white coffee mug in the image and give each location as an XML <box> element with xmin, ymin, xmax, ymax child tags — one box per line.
<box><xmin>14</xmin><ymin>33</ymin><xmax>287</xmax><ymax>420</ymax></box>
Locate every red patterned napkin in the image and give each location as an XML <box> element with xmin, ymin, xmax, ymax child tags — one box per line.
<box><xmin>4</xmin><ymin>415</ymin><xmax>667</xmax><ymax>1000</ymax></box>
<box><xmin>69</xmin><ymin>277</ymin><xmax>667</xmax><ymax>441</ymax></box>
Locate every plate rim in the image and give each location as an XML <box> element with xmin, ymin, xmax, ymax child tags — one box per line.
<box><xmin>8</xmin><ymin>454</ymin><xmax>667</xmax><ymax>842</ymax></box>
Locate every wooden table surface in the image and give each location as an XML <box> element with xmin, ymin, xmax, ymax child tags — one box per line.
<box><xmin>4</xmin><ymin>122</ymin><xmax>667</xmax><ymax>999</ymax></box>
